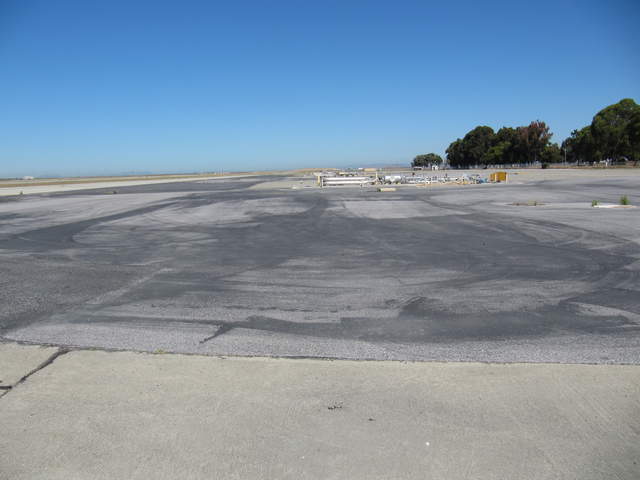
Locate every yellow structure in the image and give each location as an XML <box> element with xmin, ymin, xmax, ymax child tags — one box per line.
<box><xmin>490</xmin><ymin>171</ymin><xmax>508</xmax><ymax>183</ymax></box>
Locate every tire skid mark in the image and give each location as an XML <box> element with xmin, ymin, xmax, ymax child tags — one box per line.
<box><xmin>84</xmin><ymin>267</ymin><xmax>173</xmax><ymax>306</ymax></box>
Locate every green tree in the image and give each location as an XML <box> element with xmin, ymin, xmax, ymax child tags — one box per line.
<box><xmin>412</xmin><ymin>153</ymin><xmax>443</xmax><ymax>167</ymax></box>
<box><xmin>494</xmin><ymin>127</ymin><xmax>519</xmax><ymax>163</ymax></box>
<box><xmin>628</xmin><ymin>108</ymin><xmax>640</xmax><ymax>163</ymax></box>
<box><xmin>462</xmin><ymin>126</ymin><xmax>495</xmax><ymax>166</ymax></box>
<box><xmin>591</xmin><ymin>98</ymin><xmax>640</xmax><ymax>161</ymax></box>
<box><xmin>540</xmin><ymin>143</ymin><xmax>563</xmax><ymax>164</ymax></box>
<box><xmin>482</xmin><ymin>142</ymin><xmax>510</xmax><ymax>165</ymax></box>
<box><xmin>481</xmin><ymin>127</ymin><xmax>521</xmax><ymax>164</ymax></box>
<box><xmin>445</xmin><ymin>139</ymin><xmax>465</xmax><ymax>167</ymax></box>
<box><xmin>562</xmin><ymin>126</ymin><xmax>597</xmax><ymax>163</ymax></box>
<box><xmin>517</xmin><ymin>120</ymin><xmax>552</xmax><ymax>162</ymax></box>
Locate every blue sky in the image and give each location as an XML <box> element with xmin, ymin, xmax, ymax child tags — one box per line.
<box><xmin>1</xmin><ymin>0</ymin><xmax>638</xmax><ymax>177</ymax></box>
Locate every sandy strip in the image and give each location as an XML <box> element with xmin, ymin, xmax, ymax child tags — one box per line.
<box><xmin>0</xmin><ymin>175</ymin><xmax>254</xmax><ymax>197</ymax></box>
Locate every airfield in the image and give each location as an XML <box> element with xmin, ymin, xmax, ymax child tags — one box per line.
<box><xmin>1</xmin><ymin>168</ymin><xmax>639</xmax><ymax>363</ymax></box>
<box><xmin>2</xmin><ymin>168</ymin><xmax>640</xmax><ymax>479</ymax></box>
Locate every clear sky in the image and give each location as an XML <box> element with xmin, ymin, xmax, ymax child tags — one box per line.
<box><xmin>1</xmin><ymin>0</ymin><xmax>639</xmax><ymax>177</ymax></box>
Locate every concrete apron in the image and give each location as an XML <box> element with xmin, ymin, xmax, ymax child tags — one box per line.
<box><xmin>0</xmin><ymin>344</ymin><xmax>639</xmax><ymax>480</ymax></box>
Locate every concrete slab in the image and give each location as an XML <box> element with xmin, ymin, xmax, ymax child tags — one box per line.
<box><xmin>1</xmin><ymin>349</ymin><xmax>639</xmax><ymax>479</ymax></box>
<box><xmin>0</xmin><ymin>342</ymin><xmax>59</xmax><ymax>387</ymax></box>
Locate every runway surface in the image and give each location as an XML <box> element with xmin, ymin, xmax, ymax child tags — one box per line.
<box><xmin>1</xmin><ymin>171</ymin><xmax>639</xmax><ymax>363</ymax></box>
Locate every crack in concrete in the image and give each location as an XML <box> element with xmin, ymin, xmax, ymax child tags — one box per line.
<box><xmin>0</xmin><ymin>348</ymin><xmax>70</xmax><ymax>398</ymax></box>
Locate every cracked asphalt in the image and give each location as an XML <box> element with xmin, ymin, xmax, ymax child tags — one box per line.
<box><xmin>1</xmin><ymin>170</ymin><xmax>639</xmax><ymax>363</ymax></box>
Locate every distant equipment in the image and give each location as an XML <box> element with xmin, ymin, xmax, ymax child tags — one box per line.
<box><xmin>489</xmin><ymin>171</ymin><xmax>508</xmax><ymax>183</ymax></box>
<box><xmin>382</xmin><ymin>175</ymin><xmax>403</xmax><ymax>184</ymax></box>
<box><xmin>321</xmin><ymin>176</ymin><xmax>373</xmax><ymax>187</ymax></box>
<box><xmin>315</xmin><ymin>168</ymin><xmax>492</xmax><ymax>187</ymax></box>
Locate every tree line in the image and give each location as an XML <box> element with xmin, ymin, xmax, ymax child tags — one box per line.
<box><xmin>563</xmin><ymin>98</ymin><xmax>640</xmax><ymax>164</ymax></box>
<box><xmin>412</xmin><ymin>98</ymin><xmax>639</xmax><ymax>168</ymax></box>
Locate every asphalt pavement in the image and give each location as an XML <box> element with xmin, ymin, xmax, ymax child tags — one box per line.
<box><xmin>1</xmin><ymin>170</ymin><xmax>639</xmax><ymax>363</ymax></box>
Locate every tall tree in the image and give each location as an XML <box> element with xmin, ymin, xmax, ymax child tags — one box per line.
<box><xmin>517</xmin><ymin>120</ymin><xmax>552</xmax><ymax>162</ymax></box>
<box><xmin>540</xmin><ymin>143</ymin><xmax>563</xmax><ymax>164</ymax></box>
<box><xmin>628</xmin><ymin>108</ymin><xmax>640</xmax><ymax>163</ymax></box>
<box><xmin>562</xmin><ymin>127</ymin><xmax>597</xmax><ymax>163</ymax></box>
<box><xmin>486</xmin><ymin>127</ymin><xmax>520</xmax><ymax>164</ymax></box>
<box><xmin>461</xmin><ymin>126</ymin><xmax>495</xmax><ymax>166</ymax></box>
<box><xmin>482</xmin><ymin>142</ymin><xmax>510</xmax><ymax>165</ymax></box>
<box><xmin>591</xmin><ymin>98</ymin><xmax>640</xmax><ymax>161</ymax></box>
<box><xmin>445</xmin><ymin>139</ymin><xmax>465</xmax><ymax>167</ymax></box>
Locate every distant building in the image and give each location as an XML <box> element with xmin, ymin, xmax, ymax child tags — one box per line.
<box><xmin>413</xmin><ymin>165</ymin><xmax>439</xmax><ymax>171</ymax></box>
